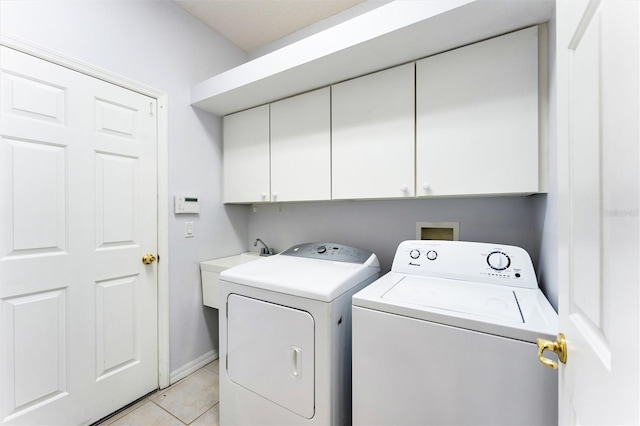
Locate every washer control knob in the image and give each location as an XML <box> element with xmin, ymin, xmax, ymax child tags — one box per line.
<box><xmin>409</xmin><ymin>249</ymin><xmax>421</xmax><ymax>259</ymax></box>
<box><xmin>487</xmin><ymin>251</ymin><xmax>511</xmax><ymax>270</ymax></box>
<box><xmin>317</xmin><ymin>245</ymin><xmax>327</xmax><ymax>254</ymax></box>
<box><xmin>426</xmin><ymin>250</ymin><xmax>438</xmax><ymax>261</ymax></box>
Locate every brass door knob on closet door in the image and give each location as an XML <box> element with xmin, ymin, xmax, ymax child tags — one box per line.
<box><xmin>142</xmin><ymin>253</ymin><xmax>157</xmax><ymax>265</ymax></box>
<box><xmin>536</xmin><ymin>333</ymin><xmax>567</xmax><ymax>370</ymax></box>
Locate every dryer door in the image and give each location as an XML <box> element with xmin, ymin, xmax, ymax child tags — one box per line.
<box><xmin>227</xmin><ymin>294</ymin><xmax>315</xmax><ymax>419</ymax></box>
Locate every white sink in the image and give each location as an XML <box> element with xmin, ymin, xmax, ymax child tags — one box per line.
<box><xmin>200</xmin><ymin>252</ymin><xmax>261</xmax><ymax>309</ymax></box>
<box><xmin>201</xmin><ymin>252</ymin><xmax>261</xmax><ymax>271</ymax></box>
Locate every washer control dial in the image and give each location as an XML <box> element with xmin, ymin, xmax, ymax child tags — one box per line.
<box><xmin>487</xmin><ymin>251</ymin><xmax>511</xmax><ymax>270</ymax></box>
<box><xmin>426</xmin><ymin>250</ymin><xmax>438</xmax><ymax>261</ymax></box>
<box><xmin>409</xmin><ymin>249</ymin><xmax>421</xmax><ymax>259</ymax></box>
<box><xmin>317</xmin><ymin>245</ymin><xmax>327</xmax><ymax>254</ymax></box>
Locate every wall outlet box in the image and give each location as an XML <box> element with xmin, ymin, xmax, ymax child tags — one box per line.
<box><xmin>416</xmin><ymin>222</ymin><xmax>460</xmax><ymax>241</ymax></box>
<box><xmin>175</xmin><ymin>196</ymin><xmax>200</xmax><ymax>214</ymax></box>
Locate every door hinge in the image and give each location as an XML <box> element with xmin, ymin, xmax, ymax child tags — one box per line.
<box><xmin>149</xmin><ymin>102</ymin><xmax>154</xmax><ymax>116</ymax></box>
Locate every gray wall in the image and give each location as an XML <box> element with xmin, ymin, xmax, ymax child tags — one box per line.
<box><xmin>1</xmin><ymin>0</ymin><xmax>249</xmax><ymax>373</ymax></box>
<box><xmin>247</xmin><ymin>197</ymin><xmax>542</xmax><ymax>275</ymax></box>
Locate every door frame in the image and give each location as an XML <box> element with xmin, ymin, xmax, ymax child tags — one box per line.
<box><xmin>0</xmin><ymin>33</ymin><xmax>172</xmax><ymax>389</ymax></box>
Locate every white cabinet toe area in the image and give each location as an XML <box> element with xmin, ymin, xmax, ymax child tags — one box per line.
<box><xmin>416</xmin><ymin>26</ymin><xmax>540</xmax><ymax>197</ymax></box>
<box><xmin>221</xmin><ymin>26</ymin><xmax>545</xmax><ymax>204</ymax></box>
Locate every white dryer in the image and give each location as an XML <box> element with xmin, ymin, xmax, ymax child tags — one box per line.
<box><xmin>219</xmin><ymin>242</ymin><xmax>379</xmax><ymax>425</ymax></box>
<box><xmin>352</xmin><ymin>240</ymin><xmax>558</xmax><ymax>426</ymax></box>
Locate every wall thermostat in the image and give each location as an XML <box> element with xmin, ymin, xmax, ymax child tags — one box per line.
<box><xmin>175</xmin><ymin>196</ymin><xmax>200</xmax><ymax>214</ymax></box>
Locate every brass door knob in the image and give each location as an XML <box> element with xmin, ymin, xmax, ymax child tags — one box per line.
<box><xmin>536</xmin><ymin>333</ymin><xmax>567</xmax><ymax>370</ymax></box>
<box><xmin>142</xmin><ymin>253</ymin><xmax>157</xmax><ymax>265</ymax></box>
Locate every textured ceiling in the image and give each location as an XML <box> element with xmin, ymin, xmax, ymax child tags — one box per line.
<box><xmin>174</xmin><ymin>0</ymin><xmax>367</xmax><ymax>53</ymax></box>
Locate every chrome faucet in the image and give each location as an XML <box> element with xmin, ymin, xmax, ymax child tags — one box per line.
<box><xmin>254</xmin><ymin>238</ymin><xmax>274</xmax><ymax>256</ymax></box>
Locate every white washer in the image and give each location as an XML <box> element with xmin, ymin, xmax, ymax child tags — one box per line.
<box><xmin>219</xmin><ymin>242</ymin><xmax>380</xmax><ymax>426</ymax></box>
<box><xmin>352</xmin><ymin>240</ymin><xmax>558</xmax><ymax>426</ymax></box>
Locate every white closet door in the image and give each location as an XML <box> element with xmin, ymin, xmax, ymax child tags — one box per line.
<box><xmin>416</xmin><ymin>26</ymin><xmax>539</xmax><ymax>196</ymax></box>
<box><xmin>227</xmin><ymin>294</ymin><xmax>315</xmax><ymax>419</ymax></box>
<box><xmin>557</xmin><ymin>0</ymin><xmax>640</xmax><ymax>424</ymax></box>
<box><xmin>332</xmin><ymin>63</ymin><xmax>415</xmax><ymax>200</ymax></box>
<box><xmin>0</xmin><ymin>46</ymin><xmax>158</xmax><ymax>425</ymax></box>
<box><xmin>223</xmin><ymin>105</ymin><xmax>270</xmax><ymax>203</ymax></box>
<box><xmin>271</xmin><ymin>88</ymin><xmax>330</xmax><ymax>202</ymax></box>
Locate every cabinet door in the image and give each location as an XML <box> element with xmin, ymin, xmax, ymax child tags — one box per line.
<box><xmin>332</xmin><ymin>63</ymin><xmax>415</xmax><ymax>200</ymax></box>
<box><xmin>416</xmin><ymin>26</ymin><xmax>539</xmax><ymax>197</ymax></box>
<box><xmin>271</xmin><ymin>88</ymin><xmax>330</xmax><ymax>202</ymax></box>
<box><xmin>223</xmin><ymin>105</ymin><xmax>270</xmax><ymax>203</ymax></box>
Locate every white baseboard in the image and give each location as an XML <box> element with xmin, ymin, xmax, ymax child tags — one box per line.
<box><xmin>169</xmin><ymin>350</ymin><xmax>218</xmax><ymax>385</ymax></box>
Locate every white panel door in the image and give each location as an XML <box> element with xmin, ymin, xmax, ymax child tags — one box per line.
<box><xmin>0</xmin><ymin>46</ymin><xmax>158</xmax><ymax>425</ymax></box>
<box><xmin>227</xmin><ymin>294</ymin><xmax>315</xmax><ymax>419</ymax></box>
<box><xmin>223</xmin><ymin>105</ymin><xmax>270</xmax><ymax>203</ymax></box>
<box><xmin>271</xmin><ymin>87</ymin><xmax>330</xmax><ymax>202</ymax></box>
<box><xmin>556</xmin><ymin>0</ymin><xmax>639</xmax><ymax>424</ymax></box>
<box><xmin>332</xmin><ymin>63</ymin><xmax>415</xmax><ymax>200</ymax></box>
<box><xmin>416</xmin><ymin>26</ymin><xmax>539</xmax><ymax>196</ymax></box>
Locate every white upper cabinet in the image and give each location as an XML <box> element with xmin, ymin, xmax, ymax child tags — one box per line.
<box><xmin>223</xmin><ymin>105</ymin><xmax>270</xmax><ymax>203</ymax></box>
<box><xmin>222</xmin><ymin>26</ymin><xmax>544</xmax><ymax>204</ymax></box>
<box><xmin>270</xmin><ymin>88</ymin><xmax>331</xmax><ymax>202</ymax></box>
<box><xmin>332</xmin><ymin>63</ymin><xmax>415</xmax><ymax>200</ymax></box>
<box><xmin>416</xmin><ymin>26</ymin><xmax>540</xmax><ymax>197</ymax></box>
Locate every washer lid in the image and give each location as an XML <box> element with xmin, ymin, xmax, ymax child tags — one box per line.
<box><xmin>353</xmin><ymin>272</ymin><xmax>558</xmax><ymax>343</ymax></box>
<box><xmin>383</xmin><ymin>276</ymin><xmax>524</xmax><ymax>324</ymax></box>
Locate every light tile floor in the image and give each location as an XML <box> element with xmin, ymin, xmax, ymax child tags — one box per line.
<box><xmin>96</xmin><ymin>359</ymin><xmax>220</xmax><ymax>426</ymax></box>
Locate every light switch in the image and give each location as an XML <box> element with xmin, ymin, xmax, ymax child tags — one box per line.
<box><xmin>185</xmin><ymin>221</ymin><xmax>194</xmax><ymax>238</ymax></box>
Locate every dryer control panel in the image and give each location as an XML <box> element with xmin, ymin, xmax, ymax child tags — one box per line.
<box><xmin>391</xmin><ymin>240</ymin><xmax>537</xmax><ymax>289</ymax></box>
<box><xmin>282</xmin><ymin>242</ymin><xmax>373</xmax><ymax>264</ymax></box>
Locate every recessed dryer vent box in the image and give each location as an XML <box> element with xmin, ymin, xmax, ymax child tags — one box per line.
<box><xmin>416</xmin><ymin>222</ymin><xmax>459</xmax><ymax>241</ymax></box>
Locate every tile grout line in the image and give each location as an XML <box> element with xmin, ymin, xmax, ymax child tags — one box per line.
<box><xmin>188</xmin><ymin>401</ymin><xmax>220</xmax><ymax>425</ymax></box>
<box><xmin>150</xmin><ymin>400</ymin><xmax>188</xmax><ymax>425</ymax></box>
<box><xmin>151</xmin><ymin>367</ymin><xmax>220</xmax><ymax>425</ymax></box>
